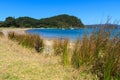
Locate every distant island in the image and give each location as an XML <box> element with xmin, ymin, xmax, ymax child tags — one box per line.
<box><xmin>85</xmin><ymin>24</ymin><xmax>120</xmax><ymax>28</ymax></box>
<box><xmin>0</xmin><ymin>14</ymin><xmax>84</xmax><ymax>28</ymax></box>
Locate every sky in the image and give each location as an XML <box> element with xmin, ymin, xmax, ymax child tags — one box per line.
<box><xmin>0</xmin><ymin>0</ymin><xmax>120</xmax><ymax>24</ymax></box>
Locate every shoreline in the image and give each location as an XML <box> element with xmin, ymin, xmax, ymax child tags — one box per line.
<box><xmin>0</xmin><ymin>28</ymin><xmax>74</xmax><ymax>51</ymax></box>
<box><xmin>0</xmin><ymin>28</ymin><xmax>32</xmax><ymax>37</ymax></box>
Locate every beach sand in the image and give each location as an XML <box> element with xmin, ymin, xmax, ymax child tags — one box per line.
<box><xmin>0</xmin><ymin>28</ymin><xmax>55</xmax><ymax>54</ymax></box>
<box><xmin>0</xmin><ymin>28</ymin><xmax>74</xmax><ymax>55</ymax></box>
<box><xmin>0</xmin><ymin>28</ymin><xmax>29</xmax><ymax>37</ymax></box>
<box><xmin>0</xmin><ymin>28</ymin><xmax>95</xmax><ymax>80</ymax></box>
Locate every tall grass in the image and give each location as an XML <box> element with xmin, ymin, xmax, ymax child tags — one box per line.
<box><xmin>91</xmin><ymin>28</ymin><xmax>120</xmax><ymax>80</ymax></box>
<box><xmin>7</xmin><ymin>26</ymin><xmax>120</xmax><ymax>79</ymax></box>
<box><xmin>62</xmin><ymin>39</ymin><xmax>69</xmax><ymax>66</ymax></box>
<box><xmin>71</xmin><ymin>26</ymin><xmax>120</xmax><ymax>79</ymax></box>
<box><xmin>8</xmin><ymin>32</ymin><xmax>44</xmax><ymax>52</ymax></box>
<box><xmin>71</xmin><ymin>33</ymin><xmax>99</xmax><ymax>68</ymax></box>
<box><xmin>0</xmin><ymin>31</ymin><xmax>4</xmax><ymax>37</ymax></box>
<box><xmin>71</xmin><ymin>38</ymin><xmax>81</xmax><ymax>68</ymax></box>
<box><xmin>53</xmin><ymin>38</ymin><xmax>69</xmax><ymax>66</ymax></box>
<box><xmin>53</xmin><ymin>38</ymin><xmax>63</xmax><ymax>56</ymax></box>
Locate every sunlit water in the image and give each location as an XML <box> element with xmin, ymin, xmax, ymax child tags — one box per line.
<box><xmin>26</xmin><ymin>28</ymin><xmax>120</xmax><ymax>41</ymax></box>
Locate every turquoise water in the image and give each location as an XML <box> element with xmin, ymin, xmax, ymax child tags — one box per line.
<box><xmin>26</xmin><ymin>28</ymin><xmax>120</xmax><ymax>41</ymax></box>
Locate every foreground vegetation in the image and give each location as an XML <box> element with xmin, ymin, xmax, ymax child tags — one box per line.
<box><xmin>0</xmin><ymin>14</ymin><xmax>84</xmax><ymax>28</ymax></box>
<box><xmin>8</xmin><ymin>32</ymin><xmax>44</xmax><ymax>52</ymax></box>
<box><xmin>53</xmin><ymin>27</ymin><xmax>120</xmax><ymax>80</ymax></box>
<box><xmin>0</xmin><ymin>25</ymin><xmax>120</xmax><ymax>80</ymax></box>
<box><xmin>0</xmin><ymin>31</ymin><xmax>95</xmax><ymax>80</ymax></box>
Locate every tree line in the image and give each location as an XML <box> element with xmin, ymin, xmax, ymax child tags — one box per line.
<box><xmin>0</xmin><ymin>14</ymin><xmax>84</xmax><ymax>28</ymax></box>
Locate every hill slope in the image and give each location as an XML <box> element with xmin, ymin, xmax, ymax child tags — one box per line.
<box><xmin>39</xmin><ymin>14</ymin><xmax>84</xmax><ymax>28</ymax></box>
<box><xmin>0</xmin><ymin>14</ymin><xmax>84</xmax><ymax>28</ymax></box>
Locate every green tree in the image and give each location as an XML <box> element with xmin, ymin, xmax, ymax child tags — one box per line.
<box><xmin>15</xmin><ymin>17</ymin><xmax>38</xmax><ymax>28</ymax></box>
<box><xmin>0</xmin><ymin>21</ymin><xmax>3</xmax><ymax>27</ymax></box>
<box><xmin>4</xmin><ymin>17</ymin><xmax>16</xmax><ymax>27</ymax></box>
<box><xmin>39</xmin><ymin>14</ymin><xmax>84</xmax><ymax>28</ymax></box>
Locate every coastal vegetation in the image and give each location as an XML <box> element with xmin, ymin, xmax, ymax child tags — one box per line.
<box><xmin>52</xmin><ymin>26</ymin><xmax>120</xmax><ymax>79</ymax></box>
<box><xmin>71</xmin><ymin>28</ymin><xmax>120</xmax><ymax>80</ymax></box>
<box><xmin>8</xmin><ymin>32</ymin><xmax>44</xmax><ymax>52</ymax></box>
<box><xmin>0</xmin><ymin>24</ymin><xmax>120</xmax><ymax>80</ymax></box>
<box><xmin>0</xmin><ymin>14</ymin><xmax>84</xmax><ymax>28</ymax></box>
<box><xmin>53</xmin><ymin>38</ymin><xmax>70</xmax><ymax>66</ymax></box>
<box><xmin>0</xmin><ymin>31</ymin><xmax>4</xmax><ymax>37</ymax></box>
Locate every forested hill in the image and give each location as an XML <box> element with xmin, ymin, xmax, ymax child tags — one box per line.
<box><xmin>0</xmin><ymin>14</ymin><xmax>84</xmax><ymax>28</ymax></box>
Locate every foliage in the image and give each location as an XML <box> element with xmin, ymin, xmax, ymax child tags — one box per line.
<box><xmin>53</xmin><ymin>38</ymin><xmax>63</xmax><ymax>55</ymax></box>
<box><xmin>3</xmin><ymin>17</ymin><xmax>16</xmax><ymax>27</ymax></box>
<box><xmin>0</xmin><ymin>31</ymin><xmax>4</xmax><ymax>37</ymax></box>
<box><xmin>53</xmin><ymin>38</ymin><xmax>70</xmax><ymax>66</ymax></box>
<box><xmin>62</xmin><ymin>39</ymin><xmax>69</xmax><ymax>66</ymax></box>
<box><xmin>0</xmin><ymin>21</ymin><xmax>4</xmax><ymax>27</ymax></box>
<box><xmin>39</xmin><ymin>14</ymin><xmax>84</xmax><ymax>28</ymax></box>
<box><xmin>8</xmin><ymin>32</ymin><xmax>44</xmax><ymax>52</ymax></box>
<box><xmin>0</xmin><ymin>14</ymin><xmax>84</xmax><ymax>28</ymax></box>
<box><xmin>15</xmin><ymin>17</ymin><xmax>38</xmax><ymax>28</ymax></box>
<box><xmin>71</xmin><ymin>27</ymin><xmax>120</xmax><ymax>80</ymax></box>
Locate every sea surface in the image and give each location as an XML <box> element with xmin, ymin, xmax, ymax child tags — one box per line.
<box><xmin>26</xmin><ymin>28</ymin><xmax>120</xmax><ymax>41</ymax></box>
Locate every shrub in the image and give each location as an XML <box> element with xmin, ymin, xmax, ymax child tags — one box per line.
<box><xmin>33</xmin><ymin>35</ymin><xmax>44</xmax><ymax>52</ymax></box>
<box><xmin>8</xmin><ymin>32</ymin><xmax>44</xmax><ymax>53</ymax></box>
<box><xmin>71</xmin><ymin>26</ymin><xmax>120</xmax><ymax>79</ymax></box>
<box><xmin>53</xmin><ymin>38</ymin><xmax>70</xmax><ymax>66</ymax></box>
<box><xmin>71</xmin><ymin>33</ymin><xmax>98</xmax><ymax>68</ymax></box>
<box><xmin>91</xmin><ymin>28</ymin><xmax>120</xmax><ymax>80</ymax></box>
<box><xmin>53</xmin><ymin>38</ymin><xmax>63</xmax><ymax>55</ymax></box>
<box><xmin>8</xmin><ymin>32</ymin><xmax>15</xmax><ymax>39</ymax></box>
<box><xmin>0</xmin><ymin>31</ymin><xmax>4</xmax><ymax>37</ymax></box>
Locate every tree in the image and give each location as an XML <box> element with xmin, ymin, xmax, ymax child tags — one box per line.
<box><xmin>15</xmin><ymin>17</ymin><xmax>38</xmax><ymax>27</ymax></box>
<box><xmin>0</xmin><ymin>21</ymin><xmax>3</xmax><ymax>27</ymax></box>
<box><xmin>2</xmin><ymin>14</ymin><xmax>84</xmax><ymax>28</ymax></box>
<box><xmin>38</xmin><ymin>14</ymin><xmax>84</xmax><ymax>28</ymax></box>
<box><xmin>4</xmin><ymin>17</ymin><xmax>16</xmax><ymax>27</ymax></box>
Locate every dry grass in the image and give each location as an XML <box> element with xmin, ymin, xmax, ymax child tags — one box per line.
<box><xmin>0</xmin><ymin>37</ymin><xmax>96</xmax><ymax>80</ymax></box>
<box><xmin>71</xmin><ymin>27</ymin><xmax>120</xmax><ymax>80</ymax></box>
<box><xmin>8</xmin><ymin>32</ymin><xmax>44</xmax><ymax>52</ymax></box>
<box><xmin>53</xmin><ymin>38</ymin><xmax>70</xmax><ymax>66</ymax></box>
<box><xmin>0</xmin><ymin>31</ymin><xmax>4</xmax><ymax>37</ymax></box>
<box><xmin>53</xmin><ymin>38</ymin><xmax>63</xmax><ymax>56</ymax></box>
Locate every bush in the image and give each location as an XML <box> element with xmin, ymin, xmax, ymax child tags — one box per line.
<box><xmin>53</xmin><ymin>38</ymin><xmax>63</xmax><ymax>55</ymax></box>
<box><xmin>71</xmin><ymin>33</ymin><xmax>99</xmax><ymax>68</ymax></box>
<box><xmin>8</xmin><ymin>32</ymin><xmax>44</xmax><ymax>53</ymax></box>
<box><xmin>53</xmin><ymin>38</ymin><xmax>70</xmax><ymax>66</ymax></box>
<box><xmin>91</xmin><ymin>28</ymin><xmax>120</xmax><ymax>80</ymax></box>
<box><xmin>71</xmin><ymin>27</ymin><xmax>120</xmax><ymax>79</ymax></box>
<box><xmin>8</xmin><ymin>32</ymin><xmax>15</xmax><ymax>39</ymax></box>
<box><xmin>33</xmin><ymin>35</ymin><xmax>44</xmax><ymax>52</ymax></box>
<box><xmin>0</xmin><ymin>31</ymin><xmax>4</xmax><ymax>37</ymax></box>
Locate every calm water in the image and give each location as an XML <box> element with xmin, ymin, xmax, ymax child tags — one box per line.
<box><xmin>26</xmin><ymin>28</ymin><xmax>120</xmax><ymax>41</ymax></box>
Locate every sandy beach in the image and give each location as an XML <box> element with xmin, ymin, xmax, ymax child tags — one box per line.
<box><xmin>0</xmin><ymin>28</ymin><xmax>74</xmax><ymax>55</ymax></box>
<box><xmin>0</xmin><ymin>28</ymin><xmax>30</xmax><ymax>37</ymax></box>
<box><xmin>0</xmin><ymin>28</ymin><xmax>55</xmax><ymax>55</ymax></box>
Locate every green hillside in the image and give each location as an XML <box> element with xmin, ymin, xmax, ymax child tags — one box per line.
<box><xmin>0</xmin><ymin>14</ymin><xmax>84</xmax><ymax>28</ymax></box>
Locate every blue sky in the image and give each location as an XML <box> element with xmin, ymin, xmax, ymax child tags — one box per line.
<box><xmin>0</xmin><ymin>0</ymin><xmax>120</xmax><ymax>24</ymax></box>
